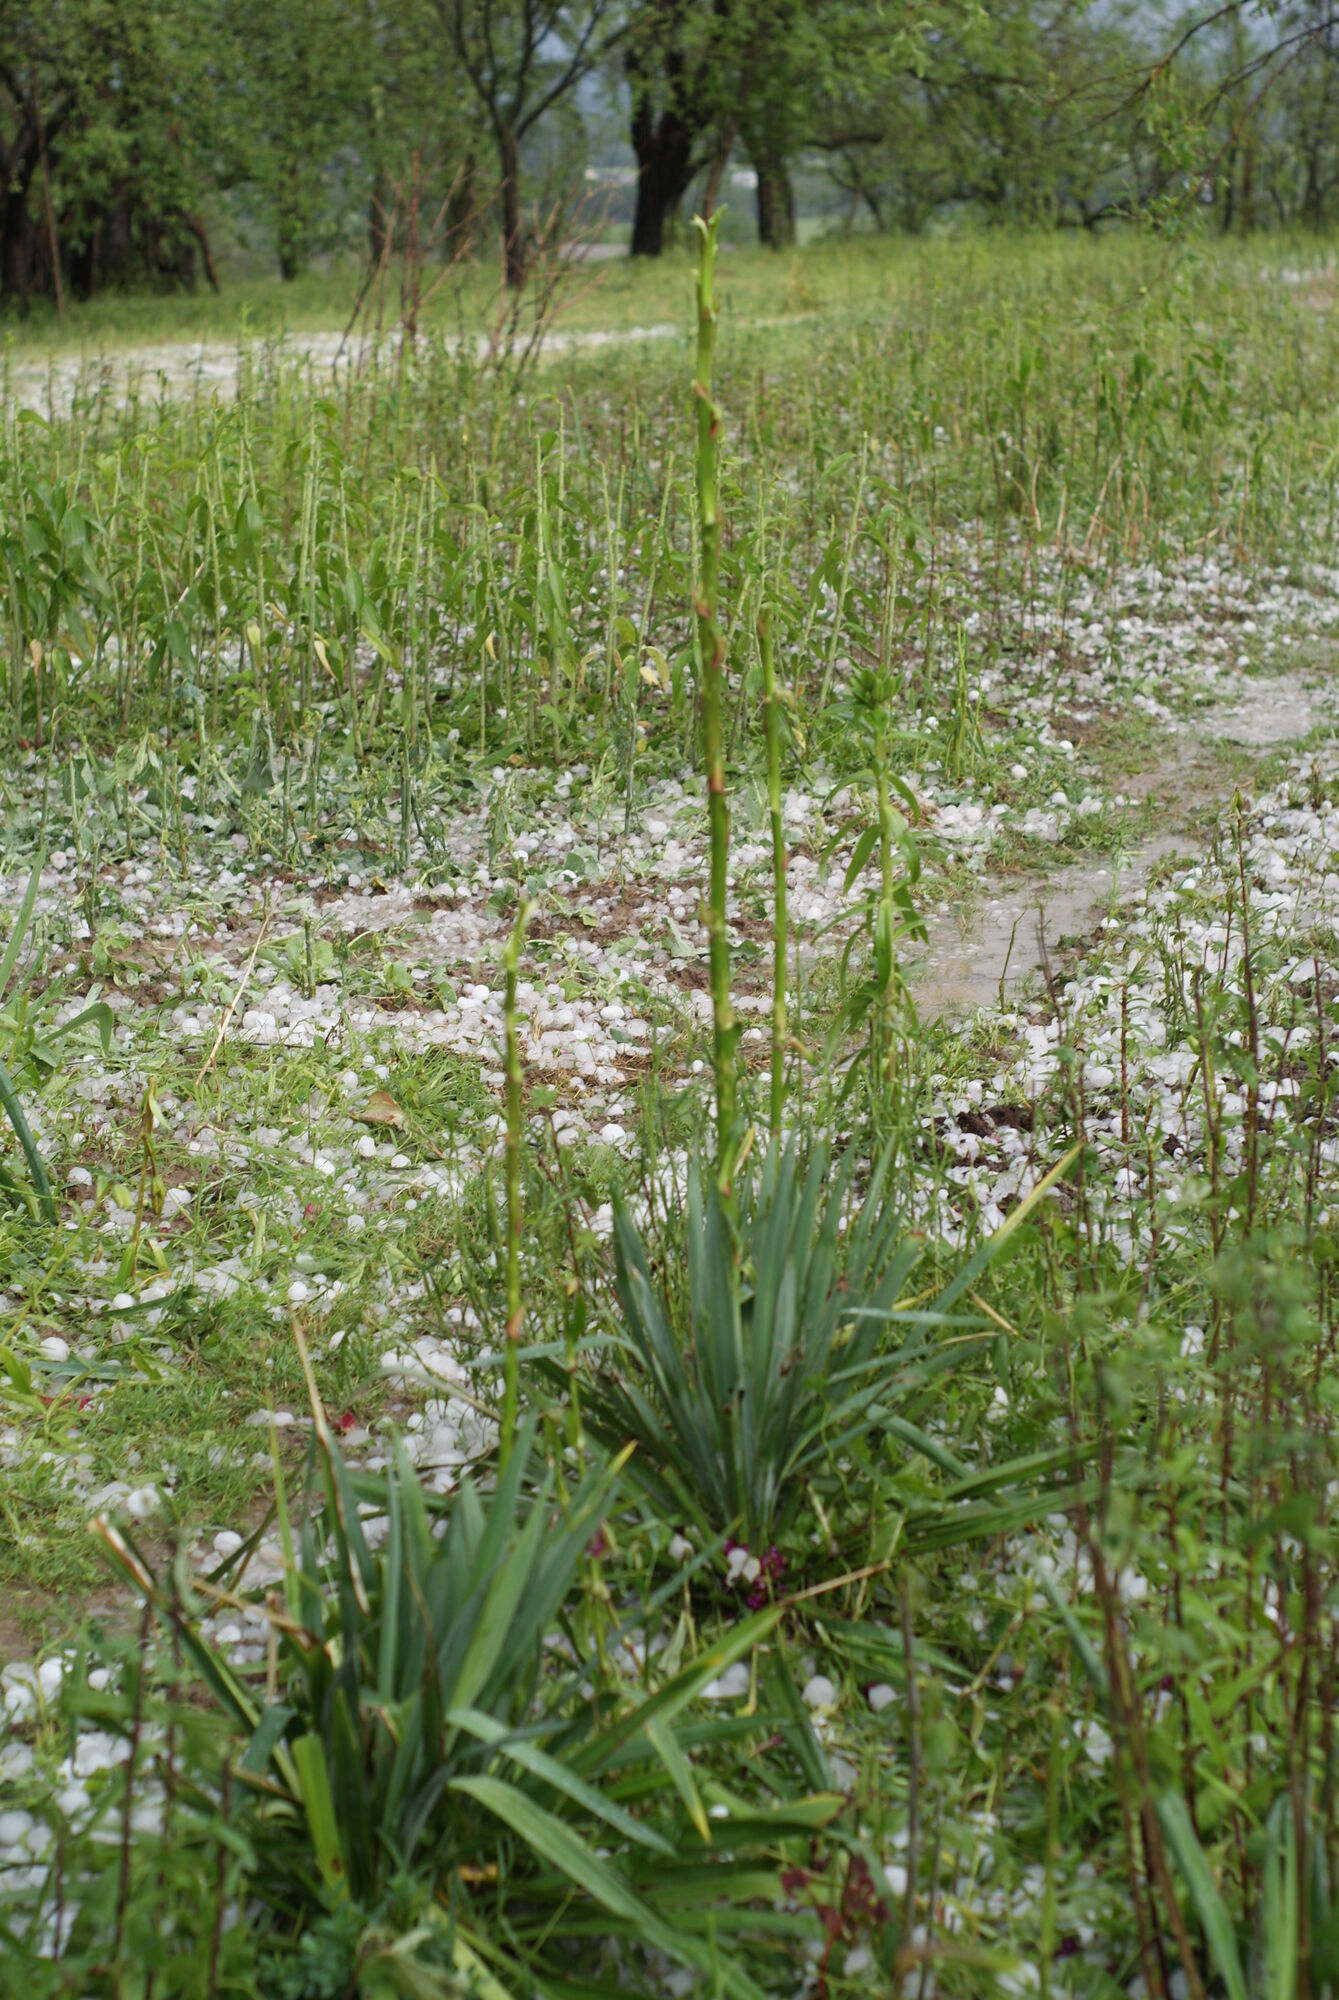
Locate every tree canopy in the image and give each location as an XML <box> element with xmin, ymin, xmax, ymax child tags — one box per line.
<box><xmin>3</xmin><ymin>0</ymin><xmax>1338</xmax><ymax>307</ymax></box>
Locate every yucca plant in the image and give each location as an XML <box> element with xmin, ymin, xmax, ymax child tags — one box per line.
<box><xmin>585</xmin><ymin>1143</ymin><xmax>926</xmax><ymax>1549</ymax></box>
<box><xmin>93</xmin><ymin>1399</ymin><xmax>838</xmax><ymax>1998</ymax></box>
<box><xmin>583</xmin><ymin>1140</ymin><xmax>1080</xmax><ymax>1555</ymax></box>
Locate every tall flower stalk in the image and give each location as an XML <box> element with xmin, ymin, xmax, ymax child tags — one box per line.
<box><xmin>499</xmin><ymin>897</ymin><xmax>532</xmax><ymax>1469</ymax></box>
<box><xmin>692</xmin><ymin>210</ymin><xmax>738</xmax><ymax>1185</ymax></box>
<box><xmin>760</xmin><ymin>608</ymin><xmax>787</xmax><ymax>1142</ymax></box>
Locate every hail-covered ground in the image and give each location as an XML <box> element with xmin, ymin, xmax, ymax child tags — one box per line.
<box><xmin>2</xmin><ymin>520</ymin><xmax>1338</xmax><ymax>1989</ymax></box>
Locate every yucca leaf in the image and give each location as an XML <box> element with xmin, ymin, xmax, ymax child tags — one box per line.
<box><xmin>450</xmin><ymin>1497</ymin><xmax>548</xmax><ymax>1716</ymax></box>
<box><xmin>240</xmin><ymin>1702</ymin><xmax>295</xmax><ymax>1776</ymax></box>
<box><xmin>643</xmin><ymin>1710</ymin><xmax>712</xmax><ymax>1845</ymax></box>
<box><xmin>329</xmin><ymin>1679</ymin><xmax>373</xmax><ymax>1896</ymax></box>
<box><xmin>378</xmin><ymin>1461</ymin><xmax>405</xmax><ymax>1706</ymax></box>
<box><xmin>761</xmin><ymin>1651</ymin><xmax>832</xmax><ymax>1793</ymax></box>
<box><xmin>1036</xmin><ymin>1568</ymin><xmax>1108</xmax><ymax>1696</ymax></box>
<box><xmin>451</xmin><ymin>1776</ymin><xmax>769</xmax><ymax>2000</ymax></box>
<box><xmin>446</xmin><ymin>1706</ymin><xmax>674</xmax><ymax>1854</ymax></box>
<box><xmin>588</xmin><ymin>1606</ymin><xmax>783</xmax><ymax>1768</ymax></box>
<box><xmin>940</xmin><ymin>1441</ymin><xmax>1088</xmax><ymax>1502</ymax></box>
<box><xmin>0</xmin><ymin>1051</ymin><xmax>56</xmax><ymax>1222</ymax></box>
<box><xmin>0</xmin><ymin>852</ymin><xmax>44</xmax><ymax>998</ymax></box>
<box><xmin>1155</xmin><ymin>1791</ymin><xmax>1249</xmax><ymax>2000</ymax></box>
<box><xmin>292</xmin><ymin>1733</ymin><xmax>347</xmax><ymax>1899</ymax></box>
<box><xmin>882</xmin><ymin>1414</ymin><xmax>969</xmax><ymax>1480</ymax></box>
<box><xmin>1262</xmin><ymin>1793</ymin><xmax>1300</xmax><ymax>2000</ymax></box>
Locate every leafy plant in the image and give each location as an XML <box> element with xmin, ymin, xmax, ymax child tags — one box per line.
<box><xmin>92</xmin><ymin>1392</ymin><xmax>836</xmax><ymax>1996</ymax></box>
<box><xmin>819</xmin><ymin>665</ymin><xmax>926</xmax><ymax>1100</ymax></box>
<box><xmin>0</xmin><ymin>853</ymin><xmax>112</xmax><ymax>1220</ymax></box>
<box><xmin>588</xmin><ymin>1142</ymin><xmax>916</xmax><ymax>1547</ymax></box>
<box><xmin>583</xmin><ymin>1138</ymin><xmax>1083</xmax><ymax>1553</ymax></box>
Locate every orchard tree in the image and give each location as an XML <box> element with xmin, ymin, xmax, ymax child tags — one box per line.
<box><xmin>219</xmin><ymin>0</ymin><xmax>369</xmax><ymax>278</ymax></box>
<box><xmin>623</xmin><ymin>0</ymin><xmax>709</xmax><ymax>256</ymax></box>
<box><xmin>621</xmin><ymin>0</ymin><xmax>804</xmax><ymax>256</ymax></box>
<box><xmin>0</xmin><ymin>0</ymin><xmax>218</xmax><ymax>306</ymax></box>
<box><xmin>620</xmin><ymin>1</ymin><xmax>994</xmax><ymax>257</ymax></box>
<box><xmin>435</xmin><ymin>0</ymin><xmax>628</xmax><ymax>285</ymax></box>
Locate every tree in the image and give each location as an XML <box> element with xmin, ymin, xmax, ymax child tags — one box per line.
<box><xmin>809</xmin><ymin>2</ymin><xmax>1173</xmax><ymax>237</ymax></box>
<box><xmin>619</xmin><ymin>1</ymin><xmax>990</xmax><ymax>256</ymax></box>
<box><xmin>624</xmin><ymin>0</ymin><xmax>702</xmax><ymax>256</ymax></box>
<box><xmin>0</xmin><ymin>0</ymin><xmax>218</xmax><ymax>307</ymax></box>
<box><xmin>437</xmin><ymin>0</ymin><xmax>627</xmax><ymax>285</ymax></box>
<box><xmin>622</xmin><ymin>0</ymin><xmax>807</xmax><ymax>256</ymax></box>
<box><xmin>217</xmin><ymin>0</ymin><xmax>370</xmax><ymax>279</ymax></box>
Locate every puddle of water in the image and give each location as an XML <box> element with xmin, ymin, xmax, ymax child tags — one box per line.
<box><xmin>1196</xmin><ymin>674</ymin><xmax>1320</xmax><ymax>748</ymax></box>
<box><xmin>909</xmin><ymin>837</ymin><xmax>1184</xmax><ymax>1017</ymax></box>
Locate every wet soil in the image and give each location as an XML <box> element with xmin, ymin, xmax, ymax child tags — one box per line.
<box><xmin>908</xmin><ymin>674</ymin><xmax>1327</xmax><ymax>1018</ymax></box>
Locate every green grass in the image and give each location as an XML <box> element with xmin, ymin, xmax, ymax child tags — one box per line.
<box><xmin>1</xmin><ymin>224</ymin><xmax>1339</xmax><ymax>1995</ymax></box>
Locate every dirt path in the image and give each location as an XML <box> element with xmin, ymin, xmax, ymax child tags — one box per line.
<box><xmin>909</xmin><ymin>673</ymin><xmax>1326</xmax><ymax>1017</ymax></box>
<box><xmin>4</xmin><ymin>320</ymin><xmax>686</xmax><ymax>420</ymax></box>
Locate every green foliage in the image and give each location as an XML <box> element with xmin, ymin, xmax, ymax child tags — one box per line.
<box><xmin>586</xmin><ymin>1143</ymin><xmax>930</xmax><ymax>1544</ymax></box>
<box><xmin>0</xmin><ymin>1</ymin><xmax>220</xmax><ymax>304</ymax></box>
<box><xmin>0</xmin><ymin>853</ymin><xmax>111</xmax><ymax>1219</ymax></box>
<box><xmin>7</xmin><ymin>216</ymin><xmax>1339</xmax><ymax>2000</ymax></box>
<box><xmin>56</xmin><ymin>1412</ymin><xmax>840</xmax><ymax>1995</ymax></box>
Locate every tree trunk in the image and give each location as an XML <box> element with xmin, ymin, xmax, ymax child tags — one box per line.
<box><xmin>1221</xmin><ymin>144</ymin><xmax>1237</xmax><ymax>234</ymax></box>
<box><xmin>445</xmin><ymin>149</ymin><xmax>476</xmax><ymax>258</ymax></box>
<box><xmin>31</xmin><ymin>74</ymin><xmax>63</xmax><ymax>318</ymax></box>
<box><xmin>277</xmin><ymin>199</ymin><xmax>305</xmax><ymax>281</ymax></box>
<box><xmin>186</xmin><ymin>216</ymin><xmax>220</xmax><ymax>291</ymax></box>
<box><xmin>629</xmin><ymin>72</ymin><xmax>694</xmax><ymax>257</ymax></box>
<box><xmin>631</xmin><ymin>158</ymin><xmax>683</xmax><ymax>256</ymax></box>
<box><xmin>1</xmin><ymin>183</ymin><xmax>35</xmax><ymax>302</ymax></box>
<box><xmin>756</xmin><ymin>159</ymin><xmax>795</xmax><ymax>249</ymax></box>
<box><xmin>368</xmin><ymin>168</ymin><xmax>392</xmax><ymax>264</ymax></box>
<box><xmin>499</xmin><ymin>126</ymin><xmax>525</xmax><ymax>288</ymax></box>
<box><xmin>1238</xmin><ymin>136</ymin><xmax>1255</xmax><ymax>236</ymax></box>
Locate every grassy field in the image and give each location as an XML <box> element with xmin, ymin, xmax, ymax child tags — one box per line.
<box><xmin>2</xmin><ymin>226</ymin><xmax>1339</xmax><ymax>1995</ymax></box>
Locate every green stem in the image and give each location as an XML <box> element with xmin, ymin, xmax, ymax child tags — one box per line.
<box><xmin>499</xmin><ymin>898</ymin><xmax>532</xmax><ymax>1471</ymax></box>
<box><xmin>760</xmin><ymin>610</ymin><xmax>787</xmax><ymax>1143</ymax></box>
<box><xmin>873</xmin><ymin>705</ymin><xmax>900</xmax><ymax>1076</ymax></box>
<box><xmin>692</xmin><ymin>210</ymin><xmax>736</xmax><ymax>1183</ymax></box>
<box><xmin>0</xmin><ymin>1052</ymin><xmax>56</xmax><ymax>1223</ymax></box>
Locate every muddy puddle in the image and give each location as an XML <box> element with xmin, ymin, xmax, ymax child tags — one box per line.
<box><xmin>909</xmin><ymin>837</ymin><xmax>1185</xmax><ymax>1017</ymax></box>
<box><xmin>909</xmin><ymin>674</ymin><xmax>1330</xmax><ymax>1017</ymax></box>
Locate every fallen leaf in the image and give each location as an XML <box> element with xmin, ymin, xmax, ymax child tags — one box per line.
<box><xmin>356</xmin><ymin>1090</ymin><xmax>406</xmax><ymax>1129</ymax></box>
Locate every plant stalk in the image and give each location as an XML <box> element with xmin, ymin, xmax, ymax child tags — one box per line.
<box><xmin>499</xmin><ymin>898</ymin><xmax>532</xmax><ymax>1469</ymax></box>
<box><xmin>760</xmin><ymin>609</ymin><xmax>787</xmax><ymax>1142</ymax></box>
<box><xmin>692</xmin><ymin>210</ymin><xmax>737</xmax><ymax>1183</ymax></box>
